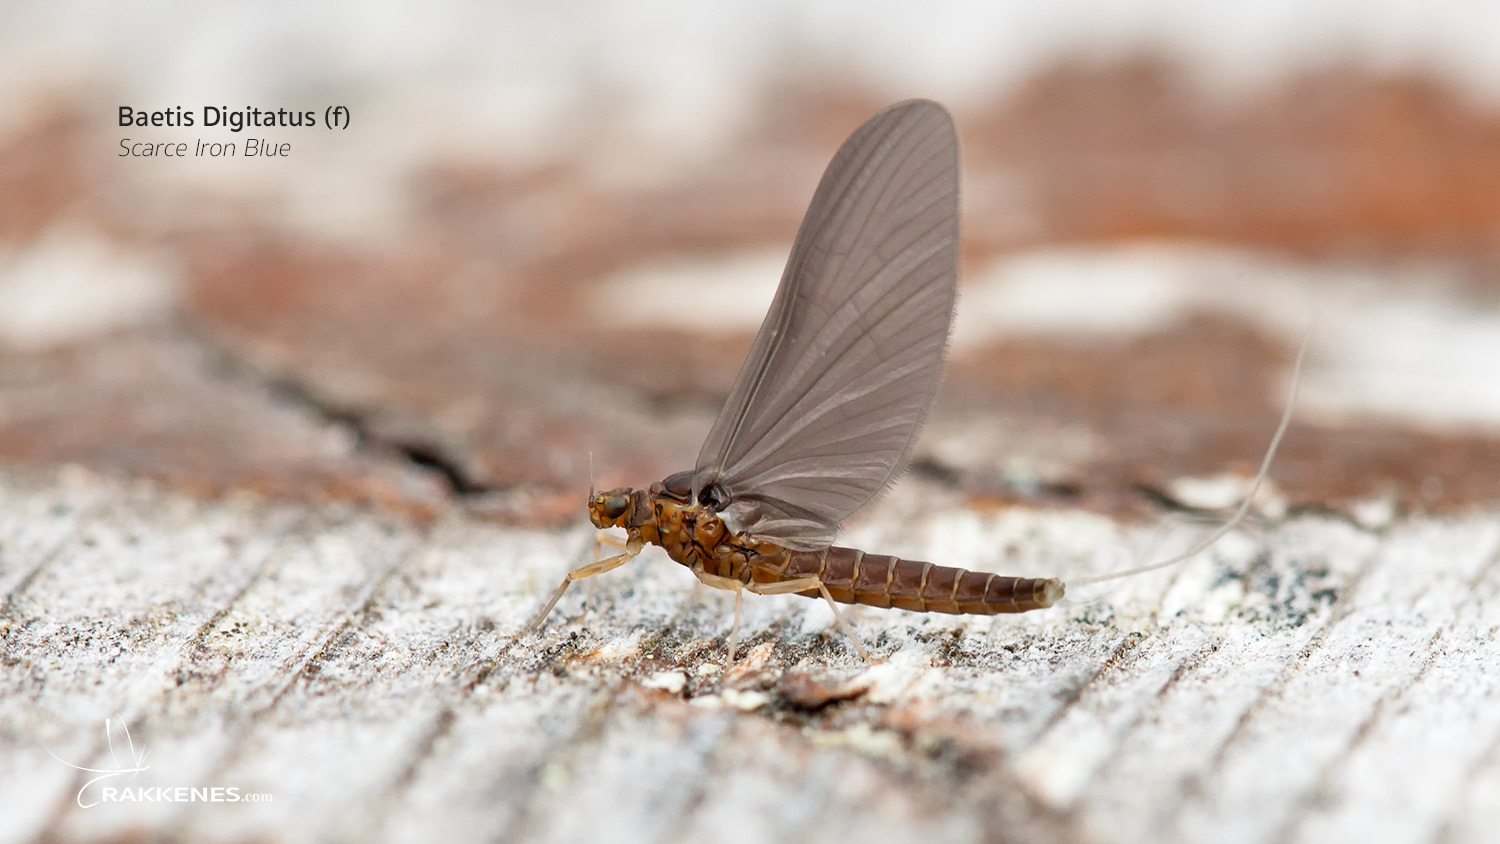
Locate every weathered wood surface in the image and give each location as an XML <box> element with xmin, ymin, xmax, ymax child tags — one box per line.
<box><xmin>2</xmin><ymin>467</ymin><xmax>1497</xmax><ymax>844</ymax></box>
<box><xmin>7</xmin><ymin>16</ymin><xmax>1500</xmax><ymax>842</ymax></box>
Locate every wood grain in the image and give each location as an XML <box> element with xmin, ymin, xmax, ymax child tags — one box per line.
<box><xmin>2</xmin><ymin>469</ymin><xmax>1496</xmax><ymax>844</ymax></box>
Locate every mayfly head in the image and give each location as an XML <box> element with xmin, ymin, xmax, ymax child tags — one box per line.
<box><xmin>588</xmin><ymin>487</ymin><xmax>635</xmax><ymax>529</ymax></box>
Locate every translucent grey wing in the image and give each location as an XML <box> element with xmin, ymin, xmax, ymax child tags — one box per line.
<box><xmin>691</xmin><ymin>99</ymin><xmax>960</xmax><ymax>550</ymax></box>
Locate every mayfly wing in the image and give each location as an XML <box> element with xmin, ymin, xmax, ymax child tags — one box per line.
<box><xmin>690</xmin><ymin>99</ymin><xmax>960</xmax><ymax>551</ymax></box>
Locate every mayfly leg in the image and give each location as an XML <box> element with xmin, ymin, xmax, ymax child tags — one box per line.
<box><xmin>690</xmin><ymin>568</ymin><xmax>749</xmax><ymax>664</ymax></box>
<box><xmin>742</xmin><ymin>572</ymin><xmax>873</xmax><ymax>662</ymax></box>
<box><xmin>690</xmin><ymin>569</ymin><xmax>871</xmax><ymax>665</ymax></box>
<box><xmin>595</xmin><ymin>531</ymin><xmax>630</xmax><ymax>553</ymax></box>
<box><xmin>754</xmin><ymin>577</ymin><xmax>871</xmax><ymax>662</ymax></box>
<box><xmin>526</xmin><ymin>534</ymin><xmax>644</xmax><ymax>633</ymax></box>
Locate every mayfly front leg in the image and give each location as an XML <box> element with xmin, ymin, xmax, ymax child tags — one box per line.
<box><xmin>526</xmin><ymin>533</ymin><xmax>645</xmax><ymax>633</ymax></box>
<box><xmin>596</xmin><ymin>531</ymin><xmax>628</xmax><ymax>550</ymax></box>
<box><xmin>594</xmin><ymin>530</ymin><xmax>630</xmax><ymax>558</ymax></box>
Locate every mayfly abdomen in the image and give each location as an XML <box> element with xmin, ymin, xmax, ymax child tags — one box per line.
<box><xmin>768</xmin><ymin>546</ymin><xmax>1064</xmax><ymax>615</ymax></box>
<box><xmin>534</xmin><ymin>99</ymin><xmax>1294</xmax><ymax>666</ymax></box>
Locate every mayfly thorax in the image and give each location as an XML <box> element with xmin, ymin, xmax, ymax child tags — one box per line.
<box><xmin>527</xmin><ymin>100</ymin><xmax>1301</xmax><ymax>663</ymax></box>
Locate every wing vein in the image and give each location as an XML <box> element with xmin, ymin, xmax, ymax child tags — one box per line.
<box><xmin>689</xmin><ymin>100</ymin><xmax>960</xmax><ymax>549</ymax></box>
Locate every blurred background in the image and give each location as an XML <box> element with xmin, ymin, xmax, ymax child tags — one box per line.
<box><xmin>3</xmin><ymin>0</ymin><xmax>1500</xmax><ymax>528</ymax></box>
<box><xmin>9</xmin><ymin>7</ymin><xmax>1500</xmax><ymax>844</ymax></box>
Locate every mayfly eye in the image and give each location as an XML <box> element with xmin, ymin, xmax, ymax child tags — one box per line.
<box><xmin>602</xmin><ymin>495</ymin><xmax>629</xmax><ymax>519</ymax></box>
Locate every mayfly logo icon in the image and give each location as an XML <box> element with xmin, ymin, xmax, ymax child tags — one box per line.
<box><xmin>45</xmin><ymin>715</ymin><xmax>273</xmax><ymax>808</ymax></box>
<box><xmin>45</xmin><ymin>714</ymin><xmax>150</xmax><ymax>809</ymax></box>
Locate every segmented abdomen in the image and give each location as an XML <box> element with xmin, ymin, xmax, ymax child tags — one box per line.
<box><xmin>764</xmin><ymin>546</ymin><xmax>1064</xmax><ymax>615</ymax></box>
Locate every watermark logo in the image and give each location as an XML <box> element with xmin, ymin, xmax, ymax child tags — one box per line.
<box><xmin>46</xmin><ymin>715</ymin><xmax>272</xmax><ymax>808</ymax></box>
<box><xmin>46</xmin><ymin>714</ymin><xmax>149</xmax><ymax>808</ymax></box>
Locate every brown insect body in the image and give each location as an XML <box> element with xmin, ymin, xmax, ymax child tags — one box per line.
<box><xmin>532</xmin><ymin>101</ymin><xmax>1298</xmax><ymax>662</ymax></box>
<box><xmin>589</xmin><ymin>481</ymin><xmax>1064</xmax><ymax>616</ymax></box>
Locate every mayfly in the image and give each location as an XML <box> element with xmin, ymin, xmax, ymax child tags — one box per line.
<box><xmin>528</xmin><ymin>100</ymin><xmax>1302</xmax><ymax>662</ymax></box>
